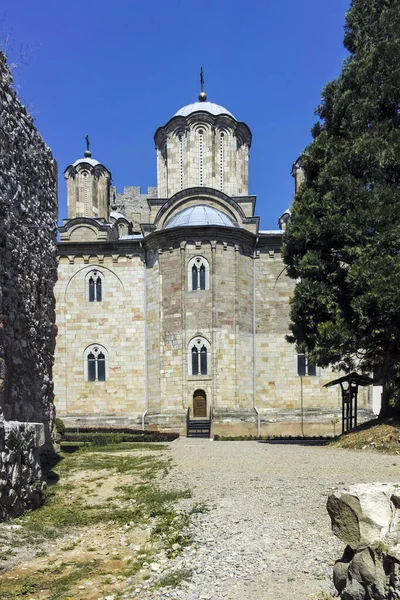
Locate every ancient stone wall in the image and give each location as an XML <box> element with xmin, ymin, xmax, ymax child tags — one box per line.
<box><xmin>0</xmin><ymin>53</ymin><xmax>57</xmax><ymax>519</ymax></box>
<box><xmin>0</xmin><ymin>419</ymin><xmax>46</xmax><ymax>520</ymax></box>
<box><xmin>0</xmin><ymin>53</ymin><xmax>58</xmax><ymax>444</ymax></box>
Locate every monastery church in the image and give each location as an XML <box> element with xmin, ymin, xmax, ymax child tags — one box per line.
<box><xmin>54</xmin><ymin>86</ymin><xmax>375</xmax><ymax>435</ymax></box>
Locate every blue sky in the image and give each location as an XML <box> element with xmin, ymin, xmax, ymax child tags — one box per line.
<box><xmin>3</xmin><ymin>0</ymin><xmax>350</xmax><ymax>229</ymax></box>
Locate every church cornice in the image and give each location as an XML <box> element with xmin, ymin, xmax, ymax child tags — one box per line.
<box><xmin>57</xmin><ymin>227</ymin><xmax>284</xmax><ymax>260</ymax></box>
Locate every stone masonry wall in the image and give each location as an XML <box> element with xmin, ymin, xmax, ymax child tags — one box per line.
<box><xmin>0</xmin><ymin>419</ymin><xmax>46</xmax><ymax>520</ymax></box>
<box><xmin>155</xmin><ymin>117</ymin><xmax>250</xmax><ymax>198</ymax></box>
<box><xmin>113</xmin><ymin>186</ymin><xmax>155</xmax><ymax>232</ymax></box>
<box><xmin>255</xmin><ymin>247</ymin><xmax>371</xmax><ymax>435</ymax></box>
<box><xmin>0</xmin><ymin>53</ymin><xmax>57</xmax><ymax>519</ymax></box>
<box><xmin>0</xmin><ymin>53</ymin><xmax>57</xmax><ymax>440</ymax></box>
<box><xmin>54</xmin><ymin>253</ymin><xmax>146</xmax><ymax>420</ymax></box>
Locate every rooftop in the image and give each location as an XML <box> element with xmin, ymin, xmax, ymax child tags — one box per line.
<box><xmin>174</xmin><ymin>101</ymin><xmax>235</xmax><ymax>119</ymax></box>
<box><xmin>164</xmin><ymin>205</ymin><xmax>239</xmax><ymax>229</ymax></box>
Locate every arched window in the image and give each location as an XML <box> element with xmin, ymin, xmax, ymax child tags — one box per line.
<box><xmin>188</xmin><ymin>337</ymin><xmax>210</xmax><ymax>376</ymax></box>
<box><xmin>86</xmin><ymin>270</ymin><xmax>104</xmax><ymax>302</ymax></box>
<box><xmin>188</xmin><ymin>256</ymin><xmax>210</xmax><ymax>291</ymax></box>
<box><xmin>84</xmin><ymin>345</ymin><xmax>108</xmax><ymax>382</ymax></box>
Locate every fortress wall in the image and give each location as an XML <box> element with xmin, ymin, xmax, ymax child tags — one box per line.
<box><xmin>0</xmin><ymin>53</ymin><xmax>57</xmax><ymax>518</ymax></box>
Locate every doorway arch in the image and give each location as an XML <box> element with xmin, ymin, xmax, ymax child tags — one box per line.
<box><xmin>193</xmin><ymin>389</ymin><xmax>207</xmax><ymax>418</ymax></box>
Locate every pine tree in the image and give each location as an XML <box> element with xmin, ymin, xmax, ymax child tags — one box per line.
<box><xmin>282</xmin><ymin>0</ymin><xmax>400</xmax><ymax>417</ymax></box>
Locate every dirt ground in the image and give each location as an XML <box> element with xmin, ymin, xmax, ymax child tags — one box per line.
<box><xmin>1</xmin><ymin>439</ymin><xmax>400</xmax><ymax>600</ymax></box>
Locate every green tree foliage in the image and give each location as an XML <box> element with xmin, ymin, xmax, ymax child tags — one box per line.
<box><xmin>282</xmin><ymin>0</ymin><xmax>400</xmax><ymax>416</ymax></box>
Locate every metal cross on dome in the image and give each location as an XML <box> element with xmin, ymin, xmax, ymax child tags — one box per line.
<box><xmin>200</xmin><ymin>67</ymin><xmax>204</xmax><ymax>92</ymax></box>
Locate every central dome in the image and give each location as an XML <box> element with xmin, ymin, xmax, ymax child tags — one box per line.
<box><xmin>174</xmin><ymin>101</ymin><xmax>235</xmax><ymax>119</ymax></box>
<box><xmin>164</xmin><ymin>205</ymin><xmax>239</xmax><ymax>229</ymax></box>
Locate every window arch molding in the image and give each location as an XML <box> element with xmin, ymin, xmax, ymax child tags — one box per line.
<box><xmin>84</xmin><ymin>344</ymin><xmax>109</xmax><ymax>382</ymax></box>
<box><xmin>188</xmin><ymin>336</ymin><xmax>211</xmax><ymax>377</ymax></box>
<box><xmin>188</xmin><ymin>256</ymin><xmax>210</xmax><ymax>291</ymax></box>
<box><xmin>85</xmin><ymin>269</ymin><xmax>104</xmax><ymax>302</ymax></box>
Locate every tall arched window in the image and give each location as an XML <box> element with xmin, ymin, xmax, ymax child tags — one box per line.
<box><xmin>188</xmin><ymin>256</ymin><xmax>209</xmax><ymax>291</ymax></box>
<box><xmin>86</xmin><ymin>270</ymin><xmax>104</xmax><ymax>302</ymax></box>
<box><xmin>188</xmin><ymin>337</ymin><xmax>210</xmax><ymax>376</ymax></box>
<box><xmin>84</xmin><ymin>345</ymin><xmax>109</xmax><ymax>382</ymax></box>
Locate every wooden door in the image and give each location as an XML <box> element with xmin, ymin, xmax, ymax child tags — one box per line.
<box><xmin>193</xmin><ymin>390</ymin><xmax>207</xmax><ymax>418</ymax></box>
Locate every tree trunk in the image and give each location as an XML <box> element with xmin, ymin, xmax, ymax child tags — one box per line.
<box><xmin>378</xmin><ymin>379</ymin><xmax>397</xmax><ymax>419</ymax></box>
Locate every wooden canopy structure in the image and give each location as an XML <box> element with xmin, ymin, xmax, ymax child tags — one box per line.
<box><xmin>324</xmin><ymin>372</ymin><xmax>374</xmax><ymax>433</ymax></box>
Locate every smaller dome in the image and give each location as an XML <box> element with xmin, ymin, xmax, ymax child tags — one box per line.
<box><xmin>164</xmin><ymin>205</ymin><xmax>239</xmax><ymax>229</ymax></box>
<box><xmin>174</xmin><ymin>101</ymin><xmax>235</xmax><ymax>119</ymax></box>
<box><xmin>73</xmin><ymin>157</ymin><xmax>101</xmax><ymax>168</ymax></box>
<box><xmin>278</xmin><ymin>208</ymin><xmax>292</xmax><ymax>231</ymax></box>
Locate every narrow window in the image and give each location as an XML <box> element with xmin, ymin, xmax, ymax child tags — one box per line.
<box><xmin>307</xmin><ymin>362</ymin><xmax>317</xmax><ymax>377</ymax></box>
<box><xmin>297</xmin><ymin>354</ymin><xmax>306</xmax><ymax>377</ymax></box>
<box><xmin>85</xmin><ymin>345</ymin><xmax>108</xmax><ymax>382</ymax></box>
<box><xmin>188</xmin><ymin>337</ymin><xmax>210</xmax><ymax>377</ymax></box>
<box><xmin>192</xmin><ymin>265</ymin><xmax>198</xmax><ymax>291</ymax></box>
<box><xmin>199</xmin><ymin>264</ymin><xmax>206</xmax><ymax>290</ymax></box>
<box><xmin>179</xmin><ymin>135</ymin><xmax>183</xmax><ymax>191</ymax></box>
<box><xmin>188</xmin><ymin>257</ymin><xmax>209</xmax><ymax>291</ymax></box>
<box><xmin>297</xmin><ymin>354</ymin><xmax>316</xmax><ymax>376</ymax></box>
<box><xmin>219</xmin><ymin>133</ymin><xmax>224</xmax><ymax>192</ymax></box>
<box><xmin>88</xmin><ymin>353</ymin><xmax>96</xmax><ymax>381</ymax></box>
<box><xmin>200</xmin><ymin>346</ymin><xmax>207</xmax><ymax>375</ymax></box>
<box><xmin>192</xmin><ymin>347</ymin><xmax>199</xmax><ymax>376</ymax></box>
<box><xmin>83</xmin><ymin>171</ymin><xmax>89</xmax><ymax>216</ymax></box>
<box><xmin>97</xmin><ymin>352</ymin><xmax>106</xmax><ymax>381</ymax></box>
<box><xmin>87</xmin><ymin>270</ymin><xmax>104</xmax><ymax>302</ymax></box>
<box><xmin>199</xmin><ymin>130</ymin><xmax>204</xmax><ymax>186</ymax></box>
<box><xmin>96</xmin><ymin>276</ymin><xmax>102</xmax><ymax>302</ymax></box>
<box><xmin>89</xmin><ymin>277</ymin><xmax>95</xmax><ymax>302</ymax></box>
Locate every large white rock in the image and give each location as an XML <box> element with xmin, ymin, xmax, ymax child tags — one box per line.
<box><xmin>327</xmin><ymin>483</ymin><xmax>400</xmax><ymax>559</ymax></box>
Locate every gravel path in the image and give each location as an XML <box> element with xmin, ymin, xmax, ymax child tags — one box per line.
<box><xmin>131</xmin><ymin>438</ymin><xmax>400</xmax><ymax>600</ymax></box>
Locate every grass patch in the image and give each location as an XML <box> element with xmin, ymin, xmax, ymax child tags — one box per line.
<box><xmin>156</xmin><ymin>568</ymin><xmax>193</xmax><ymax>589</ymax></box>
<box><xmin>12</xmin><ymin>449</ymin><xmax>171</xmax><ymax>539</ymax></box>
<box><xmin>117</xmin><ymin>483</ymin><xmax>191</xmax><ymax>510</ymax></box>
<box><xmin>0</xmin><ymin>550</ymin><xmax>16</xmax><ymax>561</ymax></box>
<box><xmin>122</xmin><ymin>550</ymin><xmax>153</xmax><ymax>577</ymax></box>
<box><xmin>0</xmin><ymin>559</ymin><xmax>100</xmax><ymax>599</ymax></box>
<box><xmin>190</xmin><ymin>502</ymin><xmax>209</xmax><ymax>514</ymax></box>
<box><xmin>4</xmin><ymin>444</ymin><xmax>195</xmax><ymax>598</ymax></box>
<box><xmin>55</xmin><ymin>449</ymin><xmax>168</xmax><ymax>475</ymax></box>
<box><xmin>151</xmin><ymin>510</ymin><xmax>192</xmax><ymax>558</ymax></box>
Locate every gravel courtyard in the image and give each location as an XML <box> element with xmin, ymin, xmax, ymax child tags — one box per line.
<box><xmin>145</xmin><ymin>438</ymin><xmax>400</xmax><ymax>600</ymax></box>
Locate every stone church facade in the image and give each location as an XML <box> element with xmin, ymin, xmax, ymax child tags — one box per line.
<box><xmin>54</xmin><ymin>93</ymin><xmax>374</xmax><ymax>435</ymax></box>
